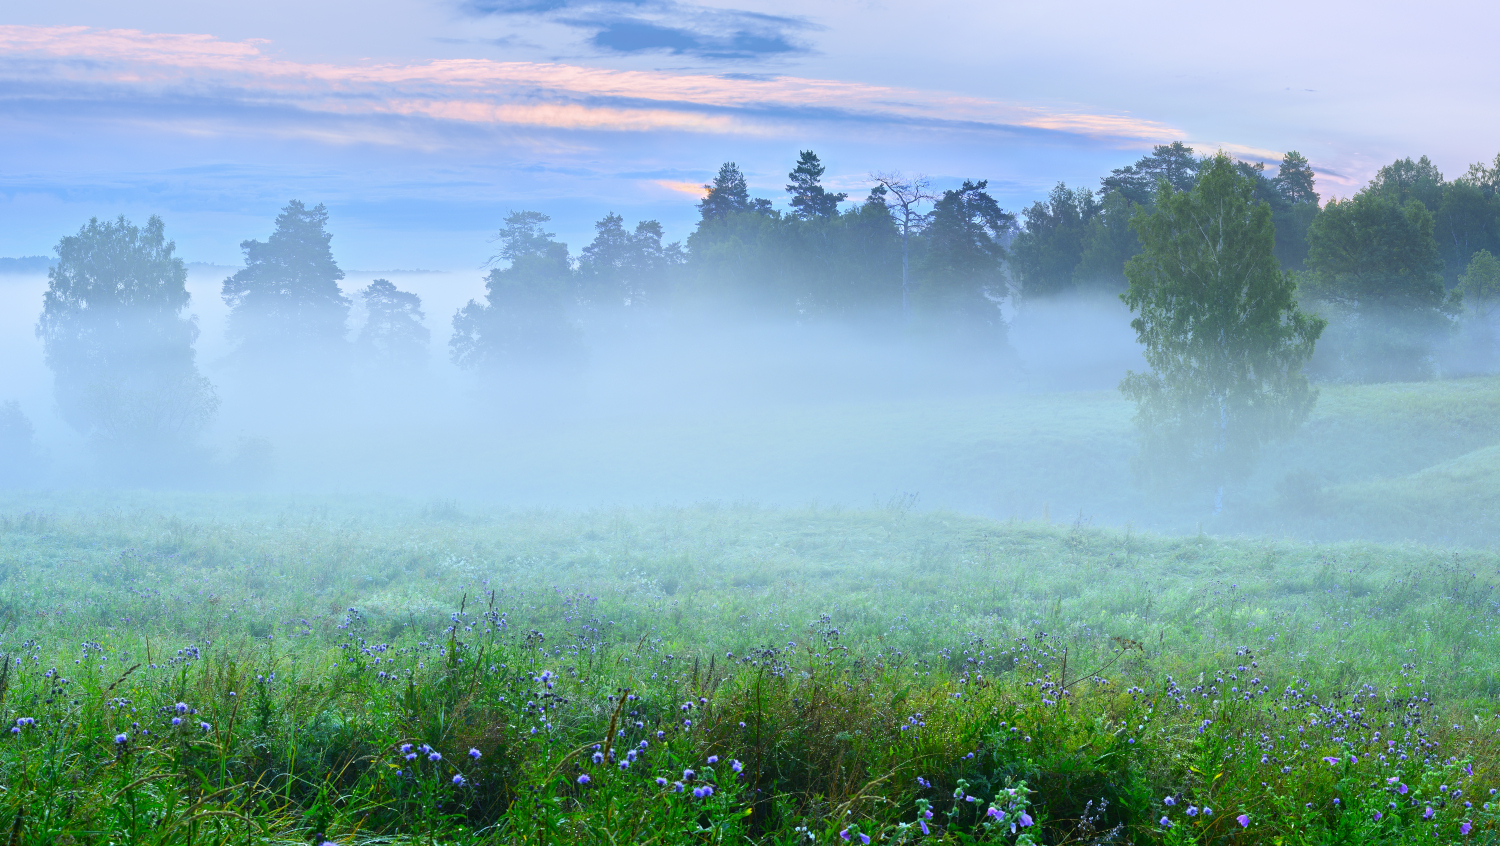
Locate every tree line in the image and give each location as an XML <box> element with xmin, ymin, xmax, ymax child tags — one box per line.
<box><xmin>10</xmin><ymin>144</ymin><xmax>1500</xmax><ymax>489</ymax></box>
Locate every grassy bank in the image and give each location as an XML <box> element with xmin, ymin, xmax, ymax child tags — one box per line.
<box><xmin>2</xmin><ymin>498</ymin><xmax>1500</xmax><ymax>843</ymax></box>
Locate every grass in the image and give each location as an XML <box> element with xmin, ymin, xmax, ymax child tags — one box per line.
<box><xmin>4</xmin><ymin>496</ymin><xmax>1500</xmax><ymax>843</ymax></box>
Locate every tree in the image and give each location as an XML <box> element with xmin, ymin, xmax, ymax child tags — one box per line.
<box><xmin>914</xmin><ymin>180</ymin><xmax>1014</xmax><ymax>334</ymax></box>
<box><xmin>1074</xmin><ymin>189</ymin><xmax>1142</xmax><ymax>291</ymax></box>
<box><xmin>1273</xmin><ymin>151</ymin><xmax>1318</xmax><ymax>205</ymax></box>
<box><xmin>1460</xmin><ymin>249</ymin><xmax>1500</xmax><ymax>319</ymax></box>
<box><xmin>1459</xmin><ymin>249</ymin><xmax>1500</xmax><ymax>366</ymax></box>
<box><xmin>1459</xmin><ymin>153</ymin><xmax>1500</xmax><ymax>196</ymax></box>
<box><xmin>1010</xmin><ymin>183</ymin><xmax>1099</xmax><ymax>298</ymax></box>
<box><xmin>1365</xmin><ymin>156</ymin><xmax>1445</xmax><ymax>211</ymax></box>
<box><xmin>0</xmin><ymin>401</ymin><xmax>41</xmax><ymax>487</ymax></box>
<box><xmin>450</xmin><ymin>212</ymin><xmax>582</xmax><ymax>371</ymax></box>
<box><xmin>870</xmin><ymin>172</ymin><xmax>936</xmax><ymax>320</ymax></box>
<box><xmin>578</xmin><ymin>213</ymin><xmax>683</xmax><ymax>307</ymax></box>
<box><xmin>357</xmin><ymin>279</ymin><xmax>430</xmax><ymax>368</ymax></box>
<box><xmin>698</xmin><ymin>163</ymin><xmax>756</xmax><ymax>222</ymax></box>
<box><xmin>1120</xmin><ymin>153</ymin><xmax>1325</xmax><ymax>508</ymax></box>
<box><xmin>37</xmin><ymin>215</ymin><xmax>218</xmax><ymax>473</ymax></box>
<box><xmin>222</xmin><ymin>200</ymin><xmax>349</xmax><ymax>357</ymax></box>
<box><xmin>1433</xmin><ymin>181</ymin><xmax>1500</xmax><ymax>281</ymax></box>
<box><xmin>1303</xmin><ymin>192</ymin><xmax>1452</xmax><ymax>381</ymax></box>
<box><xmin>1100</xmin><ymin>142</ymin><xmax>1200</xmax><ymax>206</ymax></box>
<box><xmin>786</xmin><ymin>151</ymin><xmax>846</xmax><ymax>219</ymax></box>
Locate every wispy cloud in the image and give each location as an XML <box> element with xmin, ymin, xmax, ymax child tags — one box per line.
<box><xmin>461</xmin><ymin>0</ymin><xmax>812</xmax><ymax>60</ymax></box>
<box><xmin>0</xmin><ymin>25</ymin><xmax>1180</xmax><ymax>144</ymax></box>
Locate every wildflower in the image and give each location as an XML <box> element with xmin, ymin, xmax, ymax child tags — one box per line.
<box><xmin>428</xmin><ymin>752</ymin><xmax>442</xmax><ymax>762</ymax></box>
<box><xmin>1160</xmin><ymin>816</ymin><xmax>1172</xmax><ymax>828</ymax></box>
<box><xmin>1399</xmin><ymin>784</ymin><xmax>1409</xmax><ymax>795</ymax></box>
<box><xmin>452</xmin><ymin>774</ymin><xmax>466</xmax><ymax>786</ymax></box>
<box><xmin>1202</xmin><ymin>808</ymin><xmax>1211</xmax><ymax>816</ymax></box>
<box><xmin>731</xmin><ymin>759</ymin><xmax>743</xmax><ymax>773</ymax></box>
<box><xmin>858</xmin><ymin>835</ymin><xmax>870</xmax><ymax>845</ymax></box>
<box><xmin>1424</xmin><ymin>807</ymin><xmax>1435</xmax><ymax>820</ymax></box>
<box><xmin>1237</xmin><ymin>814</ymin><xmax>1250</xmax><ymax>828</ymax></box>
<box><xmin>171</xmin><ymin>717</ymin><xmax>182</xmax><ymax>727</ymax></box>
<box><xmin>1164</xmin><ymin>796</ymin><xmax>1176</xmax><ymax>806</ymax></box>
<box><xmin>986</xmin><ymin>807</ymin><xmax>1002</xmax><ymax>821</ymax></box>
<box><xmin>916</xmin><ymin>776</ymin><xmax>931</xmax><ymax>789</ymax></box>
<box><xmin>175</xmin><ymin>702</ymin><xmax>189</xmax><ymax>714</ymax></box>
<box><xmin>919</xmin><ymin>819</ymin><xmax>929</xmax><ymax>835</ymax></box>
<box><xmin>592</xmin><ymin>752</ymin><xmax>605</xmax><ymax>764</ymax></box>
<box><xmin>619</xmin><ymin>760</ymin><xmax>630</xmax><ymax>771</ymax></box>
<box><xmin>469</xmin><ymin>748</ymin><xmax>482</xmax><ymax>760</ymax></box>
<box><xmin>577</xmin><ymin>774</ymin><xmax>590</xmax><ymax>785</ymax></box>
<box><xmin>1374</xmin><ymin>811</ymin><xmax>1383</xmax><ymax>821</ymax></box>
<box><xmin>200</xmin><ymin>722</ymin><xmax>211</xmax><ymax>732</ymax></box>
<box><xmin>1018</xmin><ymin>812</ymin><xmax>1033</xmax><ymax>827</ymax></box>
<box><xmin>114</xmin><ymin>733</ymin><xmax>128</xmax><ymax>744</ymax></box>
<box><xmin>683</xmin><ymin>768</ymin><xmax>695</xmax><ymax>781</ymax></box>
<box><xmin>707</xmin><ymin>755</ymin><xmax>719</xmax><ymax>765</ymax></box>
<box><xmin>1462</xmin><ymin>821</ymin><xmax>1473</xmax><ymax>836</ymax></box>
<box><xmin>672</xmin><ymin>781</ymin><xmax>684</xmax><ymax>792</ymax></box>
<box><xmin>1186</xmin><ymin>806</ymin><xmax>1198</xmax><ymax>817</ymax></box>
<box><xmin>655</xmin><ymin>777</ymin><xmax>668</xmax><ymax>787</ymax></box>
<box><xmin>839</xmin><ymin>831</ymin><xmax>850</xmax><ymax>842</ymax></box>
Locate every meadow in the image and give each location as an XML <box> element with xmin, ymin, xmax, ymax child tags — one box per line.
<box><xmin>3</xmin><ymin>495</ymin><xmax>1500</xmax><ymax>844</ymax></box>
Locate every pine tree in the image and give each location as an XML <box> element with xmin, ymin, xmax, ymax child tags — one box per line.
<box><xmin>222</xmin><ymin>200</ymin><xmax>349</xmax><ymax>357</ymax></box>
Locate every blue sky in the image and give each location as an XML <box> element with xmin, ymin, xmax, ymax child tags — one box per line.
<box><xmin>3</xmin><ymin>0</ymin><xmax>1499</xmax><ymax>270</ymax></box>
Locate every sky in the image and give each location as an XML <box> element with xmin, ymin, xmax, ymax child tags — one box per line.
<box><xmin>3</xmin><ymin>0</ymin><xmax>1500</xmax><ymax>269</ymax></box>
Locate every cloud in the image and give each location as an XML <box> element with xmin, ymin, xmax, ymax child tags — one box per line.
<box><xmin>462</xmin><ymin>0</ymin><xmax>812</xmax><ymax>59</ymax></box>
<box><xmin>0</xmin><ymin>25</ymin><xmax>1179</xmax><ymax>146</ymax></box>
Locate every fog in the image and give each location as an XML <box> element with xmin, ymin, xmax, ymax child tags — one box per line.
<box><xmin>2</xmin><ymin>263</ymin><xmax>1147</xmax><ymax>501</ymax></box>
<box><xmin>6</xmin><ymin>243</ymin><xmax>1499</xmax><ymax>548</ymax></box>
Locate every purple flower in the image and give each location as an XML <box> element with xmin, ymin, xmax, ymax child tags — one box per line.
<box><xmin>175</xmin><ymin>703</ymin><xmax>189</xmax><ymax>715</ymax></box>
<box><xmin>707</xmin><ymin>755</ymin><xmax>719</xmax><ymax>765</ymax></box>
<box><xmin>917</xmin><ymin>776</ymin><xmax>931</xmax><ymax>788</ymax></box>
<box><xmin>428</xmin><ymin>752</ymin><xmax>442</xmax><ymax>762</ymax></box>
<box><xmin>655</xmin><ymin>777</ymin><xmax>668</xmax><ymax>787</ymax></box>
<box><xmin>919</xmin><ymin>819</ymin><xmax>929</xmax><ymax>835</ymax></box>
<box><xmin>1164</xmin><ymin>796</ymin><xmax>1176</xmax><ymax>806</ymax></box>
<box><xmin>1237</xmin><ymin>814</ymin><xmax>1250</xmax><ymax>828</ymax></box>
<box><xmin>731</xmin><ymin>759</ymin><xmax>743</xmax><ymax>773</ymax></box>
<box><xmin>1374</xmin><ymin>811</ymin><xmax>1383</xmax><ymax>821</ymax></box>
<box><xmin>577</xmin><ymin>774</ymin><xmax>591</xmax><ymax>785</ymax></box>
<box><xmin>200</xmin><ymin>722</ymin><xmax>211</xmax><ymax>732</ymax></box>
<box><xmin>1399</xmin><ymin>784</ymin><xmax>1409</xmax><ymax>795</ymax></box>
<box><xmin>1186</xmin><ymin>806</ymin><xmax>1198</xmax><ymax>817</ymax></box>
<box><xmin>683</xmin><ymin>768</ymin><xmax>695</xmax><ymax>781</ymax></box>
<box><xmin>1462</xmin><ymin>821</ymin><xmax>1473</xmax><ymax>836</ymax></box>
<box><xmin>672</xmin><ymin>781</ymin><xmax>684</xmax><ymax>792</ymax></box>
<box><xmin>1203</xmin><ymin>808</ymin><xmax>1212</xmax><ymax>816</ymax></box>
<box><xmin>1160</xmin><ymin>816</ymin><xmax>1172</xmax><ymax>828</ymax></box>
<box><xmin>452</xmin><ymin>774</ymin><xmax>465</xmax><ymax>786</ymax></box>
<box><xmin>1424</xmin><ymin>807</ymin><xmax>1435</xmax><ymax>820</ymax></box>
<box><xmin>1019</xmin><ymin>812</ymin><xmax>1033</xmax><ymax>827</ymax></box>
<box><xmin>469</xmin><ymin>748</ymin><xmax>482</xmax><ymax>760</ymax></box>
<box><xmin>114</xmin><ymin>733</ymin><xmax>128</xmax><ymax>744</ymax></box>
<box><xmin>171</xmin><ymin>717</ymin><xmax>182</xmax><ymax>727</ymax></box>
<box><xmin>400</xmin><ymin>744</ymin><xmax>413</xmax><ymax>754</ymax></box>
<box><xmin>618</xmin><ymin>760</ymin><xmax>630</xmax><ymax>771</ymax></box>
<box><xmin>859</xmin><ymin>835</ymin><xmax>870</xmax><ymax>845</ymax></box>
<box><xmin>592</xmin><ymin>752</ymin><xmax>604</xmax><ymax>764</ymax></box>
<box><xmin>839</xmin><ymin>831</ymin><xmax>850</xmax><ymax>842</ymax></box>
<box><xmin>986</xmin><ymin>807</ymin><xmax>1002</xmax><ymax>820</ymax></box>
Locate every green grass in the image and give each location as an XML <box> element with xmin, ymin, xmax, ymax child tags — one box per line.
<box><xmin>4</xmin><ymin>496</ymin><xmax>1500</xmax><ymax>844</ymax></box>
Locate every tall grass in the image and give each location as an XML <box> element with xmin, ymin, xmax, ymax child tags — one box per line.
<box><xmin>2</xmin><ymin>498</ymin><xmax>1500</xmax><ymax>843</ymax></box>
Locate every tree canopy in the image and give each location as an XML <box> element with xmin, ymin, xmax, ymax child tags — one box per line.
<box><xmin>222</xmin><ymin>200</ymin><xmax>349</xmax><ymax>356</ymax></box>
<box><xmin>1120</xmin><ymin>153</ymin><xmax>1325</xmax><ymax>501</ymax></box>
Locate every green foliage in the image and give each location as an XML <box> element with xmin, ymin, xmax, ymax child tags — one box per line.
<box><xmin>222</xmin><ymin>200</ymin><xmax>349</xmax><ymax>354</ymax></box>
<box><xmin>1121</xmin><ymin>153</ymin><xmax>1325</xmax><ymax>496</ymax></box>
<box><xmin>1303</xmin><ymin>192</ymin><xmax>1452</xmax><ymax>382</ymax></box>
<box><xmin>36</xmin><ymin>215</ymin><xmax>218</xmax><ymax>474</ymax></box>
<box><xmin>1460</xmin><ymin>249</ymin><xmax>1500</xmax><ymax>317</ymax></box>
<box><xmin>913</xmin><ymin>180</ymin><xmax>1013</xmax><ymax>336</ymax></box>
<box><xmin>6</xmin><ymin>499</ymin><xmax>1500</xmax><ymax>843</ymax></box>
<box><xmin>450</xmin><ymin>212</ymin><xmax>582</xmax><ymax>371</ymax></box>
<box><xmin>357</xmin><ymin>279</ymin><xmax>430</xmax><ymax>369</ymax></box>
<box><xmin>1010</xmin><ymin>183</ymin><xmax>1100</xmax><ymax>298</ymax></box>
<box><xmin>577</xmin><ymin>213</ymin><xmax>683</xmax><ymax>308</ymax></box>
<box><xmin>786</xmin><ymin>150</ymin><xmax>847</xmax><ymax>220</ymax></box>
<box><xmin>1365</xmin><ymin>155</ymin><xmax>1446</xmax><ymax>211</ymax></box>
<box><xmin>1099</xmin><ymin>142</ymin><xmax>1200</xmax><ymax>207</ymax></box>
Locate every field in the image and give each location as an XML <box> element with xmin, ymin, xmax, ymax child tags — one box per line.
<box><xmin>3</xmin><ymin>495</ymin><xmax>1500</xmax><ymax>844</ymax></box>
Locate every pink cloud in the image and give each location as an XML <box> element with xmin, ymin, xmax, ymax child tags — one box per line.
<box><xmin>0</xmin><ymin>25</ymin><xmax>1179</xmax><ymax>142</ymax></box>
